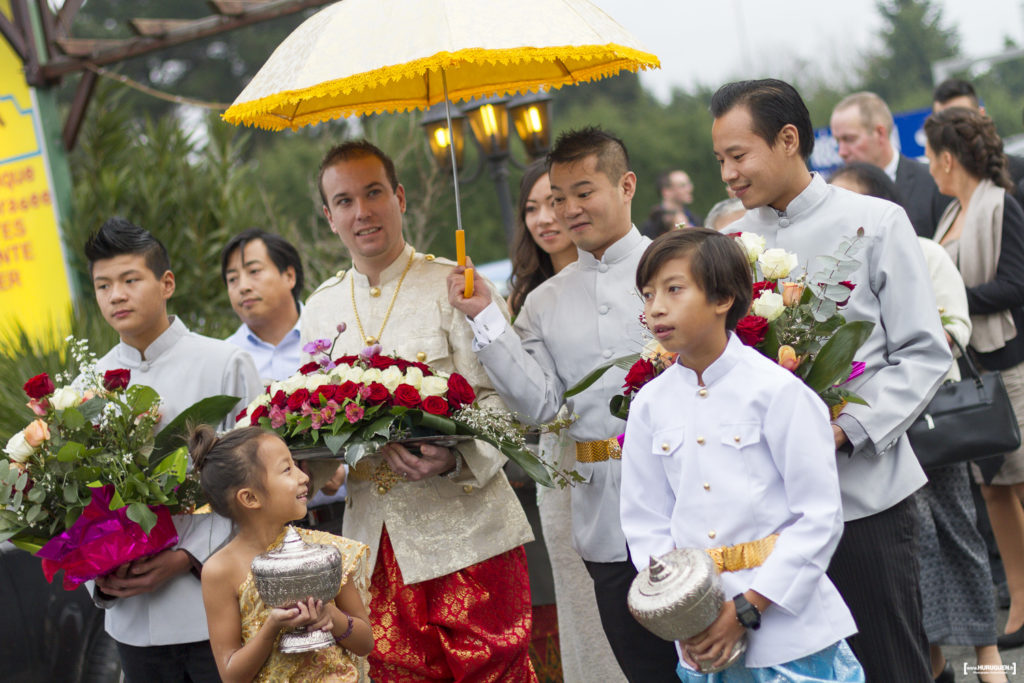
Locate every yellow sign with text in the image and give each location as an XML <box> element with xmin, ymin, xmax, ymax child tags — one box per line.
<box><xmin>0</xmin><ymin>0</ymin><xmax>73</xmax><ymax>349</ymax></box>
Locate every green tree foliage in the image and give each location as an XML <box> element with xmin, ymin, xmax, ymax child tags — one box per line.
<box><xmin>861</xmin><ymin>0</ymin><xmax>959</xmax><ymax>108</ymax></box>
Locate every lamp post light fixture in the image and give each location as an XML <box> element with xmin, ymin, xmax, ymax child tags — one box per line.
<box><xmin>421</xmin><ymin>91</ymin><xmax>553</xmax><ymax>246</ymax></box>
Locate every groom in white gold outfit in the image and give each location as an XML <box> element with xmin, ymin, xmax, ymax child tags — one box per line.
<box><xmin>300</xmin><ymin>141</ymin><xmax>536</xmax><ymax>682</ymax></box>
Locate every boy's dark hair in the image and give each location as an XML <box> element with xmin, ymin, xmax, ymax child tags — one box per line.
<box><xmin>710</xmin><ymin>79</ymin><xmax>814</xmax><ymax>161</ymax></box>
<box><xmin>84</xmin><ymin>217</ymin><xmax>171</xmax><ymax>277</ymax></box>
<box><xmin>318</xmin><ymin>139</ymin><xmax>399</xmax><ymax>205</ymax></box>
<box><xmin>635</xmin><ymin>228</ymin><xmax>752</xmax><ymax>330</ymax></box>
<box><xmin>547</xmin><ymin>126</ymin><xmax>631</xmax><ymax>183</ymax></box>
<box><xmin>829</xmin><ymin>162</ymin><xmax>905</xmax><ymax>205</ymax></box>
<box><xmin>189</xmin><ymin>424</ymin><xmax>267</xmax><ymax>520</ymax></box>
<box><xmin>220</xmin><ymin>228</ymin><xmax>305</xmax><ymax>309</ymax></box>
<box><xmin>933</xmin><ymin>78</ymin><xmax>979</xmax><ymax>108</ymax></box>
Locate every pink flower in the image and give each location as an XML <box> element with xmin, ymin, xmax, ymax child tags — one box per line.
<box><xmin>846</xmin><ymin>361</ymin><xmax>866</xmax><ymax>382</ymax></box>
<box><xmin>26</xmin><ymin>399</ymin><xmax>49</xmax><ymax>417</ymax></box>
<box><xmin>345</xmin><ymin>403</ymin><xmax>365</xmax><ymax>424</ymax></box>
<box><xmin>269</xmin><ymin>405</ymin><xmax>287</xmax><ymax>429</ymax></box>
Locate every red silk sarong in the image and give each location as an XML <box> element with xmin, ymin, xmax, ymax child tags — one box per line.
<box><xmin>368</xmin><ymin>527</ymin><xmax>537</xmax><ymax>682</ymax></box>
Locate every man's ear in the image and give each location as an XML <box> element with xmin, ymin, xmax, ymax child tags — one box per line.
<box><xmin>283</xmin><ymin>266</ymin><xmax>296</xmax><ymax>289</ymax></box>
<box><xmin>777</xmin><ymin>124</ymin><xmax>801</xmax><ymax>157</ymax></box>
<box><xmin>160</xmin><ymin>270</ymin><xmax>175</xmax><ymax>300</ymax></box>
<box><xmin>620</xmin><ymin>171</ymin><xmax>637</xmax><ymax>202</ymax></box>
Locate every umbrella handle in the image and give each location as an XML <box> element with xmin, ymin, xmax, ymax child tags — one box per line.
<box><xmin>455</xmin><ymin>229</ymin><xmax>474</xmax><ymax>297</ymax></box>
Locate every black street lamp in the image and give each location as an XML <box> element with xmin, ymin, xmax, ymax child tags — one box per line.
<box><xmin>421</xmin><ymin>90</ymin><xmax>553</xmax><ymax>246</ymax></box>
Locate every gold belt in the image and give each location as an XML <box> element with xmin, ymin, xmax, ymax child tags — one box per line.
<box><xmin>348</xmin><ymin>461</ymin><xmax>404</xmax><ymax>495</ymax></box>
<box><xmin>575</xmin><ymin>437</ymin><xmax>622</xmax><ymax>463</ymax></box>
<box><xmin>706</xmin><ymin>534</ymin><xmax>778</xmax><ymax>573</ymax></box>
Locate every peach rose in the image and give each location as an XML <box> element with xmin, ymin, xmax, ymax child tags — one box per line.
<box><xmin>777</xmin><ymin>345</ymin><xmax>801</xmax><ymax>372</ymax></box>
<box><xmin>23</xmin><ymin>419</ymin><xmax>50</xmax><ymax>448</ymax></box>
<box><xmin>782</xmin><ymin>282</ymin><xmax>805</xmax><ymax>307</ymax></box>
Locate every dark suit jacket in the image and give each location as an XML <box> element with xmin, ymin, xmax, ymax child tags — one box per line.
<box><xmin>1008</xmin><ymin>154</ymin><xmax>1024</xmax><ymax>206</ymax></box>
<box><xmin>894</xmin><ymin>154</ymin><xmax>953</xmax><ymax>237</ymax></box>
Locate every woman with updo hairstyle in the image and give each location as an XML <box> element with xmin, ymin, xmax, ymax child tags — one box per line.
<box><xmin>188</xmin><ymin>425</ymin><xmax>373</xmax><ymax>682</ymax></box>
<box><xmin>926</xmin><ymin>105</ymin><xmax>1024</xmax><ymax>652</ymax></box>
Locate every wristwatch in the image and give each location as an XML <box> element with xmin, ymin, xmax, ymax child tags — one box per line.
<box><xmin>733</xmin><ymin>593</ymin><xmax>762</xmax><ymax>630</ymax></box>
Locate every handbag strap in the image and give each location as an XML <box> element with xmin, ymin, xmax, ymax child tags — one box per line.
<box><xmin>949</xmin><ymin>335</ymin><xmax>983</xmax><ymax>384</ymax></box>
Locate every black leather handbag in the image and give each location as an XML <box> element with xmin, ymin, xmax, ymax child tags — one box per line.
<box><xmin>908</xmin><ymin>338</ymin><xmax>1020</xmax><ymax>470</ymax></box>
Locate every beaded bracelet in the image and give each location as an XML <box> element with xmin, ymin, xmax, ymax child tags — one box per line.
<box><xmin>334</xmin><ymin>612</ymin><xmax>354</xmax><ymax>643</ymax></box>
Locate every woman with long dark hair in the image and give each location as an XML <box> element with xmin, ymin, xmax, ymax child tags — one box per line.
<box><xmin>927</xmin><ymin>106</ymin><xmax>1024</xmax><ymax>659</ymax></box>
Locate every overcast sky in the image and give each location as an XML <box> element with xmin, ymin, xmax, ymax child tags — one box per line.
<box><xmin>592</xmin><ymin>0</ymin><xmax>1024</xmax><ymax>101</ymax></box>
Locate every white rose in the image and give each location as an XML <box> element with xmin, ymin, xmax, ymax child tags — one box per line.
<box><xmin>403</xmin><ymin>367</ymin><xmax>424</xmax><ymax>390</ymax></box>
<box><xmin>361</xmin><ymin>368</ymin><xmax>383</xmax><ymax>385</ymax></box>
<box><xmin>343</xmin><ymin>366</ymin><xmax>365</xmax><ymax>384</ymax></box>
<box><xmin>751</xmin><ymin>291</ymin><xmax>786</xmax><ymax>322</ymax></box>
<box><xmin>50</xmin><ymin>386</ymin><xmax>82</xmax><ymax>410</ymax></box>
<box><xmin>252</xmin><ymin>393</ymin><xmax>272</xmax><ymax>408</ymax></box>
<box><xmin>268</xmin><ymin>380</ymin><xmax>285</xmax><ymax>396</ymax></box>
<box><xmin>281</xmin><ymin>374</ymin><xmax>307</xmax><ymax>393</ymax></box>
<box><xmin>420</xmin><ymin>376</ymin><xmax>449</xmax><ymax>397</ymax></box>
<box><xmin>4</xmin><ymin>431</ymin><xmax>35</xmax><ymax>463</ymax></box>
<box><xmin>758</xmin><ymin>248</ymin><xmax>799</xmax><ymax>280</ymax></box>
<box><xmin>380</xmin><ymin>366</ymin><xmax>404</xmax><ymax>392</ymax></box>
<box><xmin>304</xmin><ymin>373</ymin><xmax>331</xmax><ymax>391</ymax></box>
<box><xmin>735</xmin><ymin>232</ymin><xmax>766</xmax><ymax>264</ymax></box>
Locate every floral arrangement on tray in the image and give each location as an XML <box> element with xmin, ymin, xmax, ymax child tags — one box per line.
<box><xmin>236</xmin><ymin>324</ymin><xmax>575</xmax><ymax>487</ymax></box>
<box><xmin>0</xmin><ymin>338</ymin><xmax>239</xmax><ymax>589</ymax></box>
<box><xmin>565</xmin><ymin>231</ymin><xmax>874</xmax><ymax>420</ymax></box>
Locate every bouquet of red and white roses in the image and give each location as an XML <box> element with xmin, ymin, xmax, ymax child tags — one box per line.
<box><xmin>1</xmin><ymin>338</ymin><xmax>238</xmax><ymax>589</ymax></box>
<box><xmin>732</xmin><ymin>229</ymin><xmax>873</xmax><ymax>415</ymax></box>
<box><xmin>237</xmin><ymin>329</ymin><xmax>573</xmax><ymax>487</ymax></box>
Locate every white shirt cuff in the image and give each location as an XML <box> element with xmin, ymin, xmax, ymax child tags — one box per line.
<box><xmin>467</xmin><ymin>302</ymin><xmax>508</xmax><ymax>350</ymax></box>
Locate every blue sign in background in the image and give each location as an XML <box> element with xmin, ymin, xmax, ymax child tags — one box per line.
<box><xmin>811</xmin><ymin>106</ymin><xmax>932</xmax><ymax>175</ymax></box>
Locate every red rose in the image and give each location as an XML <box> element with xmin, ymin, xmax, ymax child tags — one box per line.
<box><xmin>270</xmin><ymin>390</ymin><xmax>288</xmax><ymax>409</ymax></box>
<box><xmin>838</xmin><ymin>280</ymin><xmax>856</xmax><ymax>307</ymax></box>
<box><xmin>335</xmin><ymin>355</ymin><xmax>360</xmax><ymax>366</ymax></box>
<box><xmin>412</xmin><ymin>361</ymin><xmax>432</xmax><ymax>375</ymax></box>
<box><xmin>364</xmin><ymin>382</ymin><xmax>389</xmax><ymax>404</ymax></box>
<box><xmin>422</xmin><ymin>395</ymin><xmax>450</xmax><ymax>416</ymax></box>
<box><xmin>370</xmin><ymin>354</ymin><xmax>397</xmax><ymax>370</ymax></box>
<box><xmin>736</xmin><ymin>315</ymin><xmax>769</xmax><ymax>346</ymax></box>
<box><xmin>622</xmin><ymin>358</ymin><xmax>656</xmax><ymax>395</ymax></box>
<box><xmin>249</xmin><ymin>405</ymin><xmax>268</xmax><ymax>425</ymax></box>
<box><xmin>312</xmin><ymin>385</ymin><xmax>335</xmax><ymax>406</ymax></box>
<box><xmin>23</xmin><ymin>373</ymin><xmax>55</xmax><ymax>400</ymax></box>
<box><xmin>235</xmin><ymin>408</ymin><xmax>248</xmax><ymax>423</ymax></box>
<box><xmin>286</xmin><ymin>388</ymin><xmax>311</xmax><ymax>411</ymax></box>
<box><xmin>102</xmin><ymin>369</ymin><xmax>131</xmax><ymax>391</ymax></box>
<box><xmin>336</xmin><ymin>381</ymin><xmax>360</xmax><ymax>401</ymax></box>
<box><xmin>446</xmin><ymin>373</ymin><xmax>476</xmax><ymax>407</ymax></box>
<box><xmin>298</xmin><ymin>361</ymin><xmax>321</xmax><ymax>375</ymax></box>
<box><xmin>393</xmin><ymin>384</ymin><xmax>421</xmax><ymax>408</ymax></box>
<box><xmin>751</xmin><ymin>281</ymin><xmax>776</xmax><ymax>300</ymax></box>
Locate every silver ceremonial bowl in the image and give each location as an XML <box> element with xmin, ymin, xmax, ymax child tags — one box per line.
<box><xmin>628</xmin><ymin>547</ymin><xmax>745</xmax><ymax>673</ymax></box>
<box><xmin>251</xmin><ymin>526</ymin><xmax>343</xmax><ymax>653</ymax></box>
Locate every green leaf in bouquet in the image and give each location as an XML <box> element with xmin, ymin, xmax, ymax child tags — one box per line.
<box><xmin>57</xmin><ymin>441</ymin><xmax>86</xmax><ymax>462</ymax></box>
<box><xmin>126</xmin><ymin>502</ymin><xmax>158</xmax><ymax>534</ymax></box>
<box><xmin>61</xmin><ymin>406</ymin><xmax>85</xmax><ymax>430</ymax></box>
<box><xmin>64</xmin><ymin>506</ymin><xmax>82</xmax><ymax>530</ymax></box>
<box><xmin>127</xmin><ymin>385</ymin><xmax>161</xmax><ymax>415</ymax></box>
<box><xmin>482</xmin><ymin>436</ymin><xmax>555</xmax><ymax>488</ymax></box>
<box><xmin>63</xmin><ymin>482</ymin><xmax>80</xmax><ymax>504</ymax></box>
<box><xmin>108</xmin><ymin>488</ymin><xmax>126</xmax><ymax>511</ymax></box>
<box><xmin>564</xmin><ymin>354</ymin><xmax>640</xmax><ymax>399</ymax></box>
<box><xmin>366</xmin><ymin>414</ymin><xmax>398</xmax><ymax>439</ymax></box>
<box><xmin>11</xmin><ymin>490</ymin><xmax>23</xmax><ymax>509</ymax></box>
<box><xmin>804</xmin><ymin>321</ymin><xmax>875</xmax><ymax>392</ymax></box>
<box><xmin>25</xmin><ymin>504</ymin><xmax>44</xmax><ymax>524</ymax></box>
<box><xmin>0</xmin><ymin>525</ymin><xmax>26</xmax><ymax>545</ymax></box>
<box><xmin>150</xmin><ymin>445</ymin><xmax>188</xmax><ymax>483</ymax></box>
<box><xmin>609</xmin><ymin>394</ymin><xmax>631</xmax><ymax>421</ymax></box>
<box><xmin>73</xmin><ymin>467</ymin><xmax>102</xmax><ymax>482</ymax></box>
<box><xmin>78</xmin><ymin>396</ymin><xmax>106</xmax><ymax>422</ymax></box>
<box><xmin>344</xmin><ymin>441</ymin><xmax>372</xmax><ymax>467</ymax></box>
<box><xmin>323</xmin><ymin>433</ymin><xmax>350</xmax><ymax>456</ymax></box>
<box><xmin>410</xmin><ymin>411</ymin><xmax>457</xmax><ymax>435</ymax></box>
<box><xmin>26</xmin><ymin>486</ymin><xmax>45</xmax><ymax>503</ymax></box>
<box><xmin>810</xmin><ymin>299</ymin><xmax>838</xmax><ymax>323</ymax></box>
<box><xmin>10</xmin><ymin>537</ymin><xmax>46</xmax><ymax>554</ymax></box>
<box><xmin>1</xmin><ymin>462</ymin><xmax>17</xmax><ymax>486</ymax></box>
<box><xmin>151</xmin><ymin>394</ymin><xmax>241</xmax><ymax>461</ymax></box>
<box><xmin>15</xmin><ymin>470</ymin><xmax>28</xmax><ymax>491</ymax></box>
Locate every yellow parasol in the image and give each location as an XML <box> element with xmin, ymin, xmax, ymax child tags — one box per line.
<box><xmin>224</xmin><ymin>0</ymin><xmax>659</xmax><ymax>293</ymax></box>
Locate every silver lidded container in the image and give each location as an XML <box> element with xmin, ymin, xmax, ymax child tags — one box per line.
<box><xmin>251</xmin><ymin>526</ymin><xmax>343</xmax><ymax>653</ymax></box>
<box><xmin>627</xmin><ymin>548</ymin><xmax>745</xmax><ymax>673</ymax></box>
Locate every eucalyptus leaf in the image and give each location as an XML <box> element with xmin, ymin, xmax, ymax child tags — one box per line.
<box><xmin>126</xmin><ymin>502</ymin><xmax>158</xmax><ymax>534</ymax></box>
<box><xmin>26</xmin><ymin>504</ymin><xmax>44</xmax><ymax>524</ymax></box>
<box><xmin>26</xmin><ymin>487</ymin><xmax>45</xmax><ymax>503</ymax></box>
<box><xmin>15</xmin><ymin>471</ymin><xmax>27</xmax><ymax>491</ymax></box>
<box><xmin>11</xmin><ymin>490</ymin><xmax>22</xmax><ymax>508</ymax></box>
<box><xmin>63</xmin><ymin>482</ymin><xmax>80</xmax><ymax>504</ymax></box>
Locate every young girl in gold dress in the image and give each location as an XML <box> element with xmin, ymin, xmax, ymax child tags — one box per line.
<box><xmin>190</xmin><ymin>425</ymin><xmax>373</xmax><ymax>683</ymax></box>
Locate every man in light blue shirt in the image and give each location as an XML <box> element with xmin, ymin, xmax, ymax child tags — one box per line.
<box><xmin>222</xmin><ymin>228</ymin><xmax>304</xmax><ymax>382</ymax></box>
<box><xmin>222</xmin><ymin>228</ymin><xmax>347</xmax><ymax>532</ymax></box>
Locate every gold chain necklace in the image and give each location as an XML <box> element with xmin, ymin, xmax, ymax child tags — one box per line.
<box><xmin>349</xmin><ymin>249</ymin><xmax>416</xmax><ymax>346</ymax></box>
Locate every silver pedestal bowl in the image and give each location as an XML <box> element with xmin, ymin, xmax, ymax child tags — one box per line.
<box><xmin>627</xmin><ymin>548</ymin><xmax>745</xmax><ymax>673</ymax></box>
<box><xmin>251</xmin><ymin>526</ymin><xmax>343</xmax><ymax>653</ymax></box>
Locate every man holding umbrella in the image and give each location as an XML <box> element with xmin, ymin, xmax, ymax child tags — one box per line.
<box><xmin>301</xmin><ymin>140</ymin><xmax>536</xmax><ymax>682</ymax></box>
<box><xmin>448</xmin><ymin>127</ymin><xmax>681</xmax><ymax>683</ymax></box>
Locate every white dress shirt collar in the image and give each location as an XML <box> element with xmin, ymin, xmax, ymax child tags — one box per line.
<box><xmin>116</xmin><ymin>315</ymin><xmax>188</xmax><ymax>366</ymax></box>
<box><xmin>576</xmin><ymin>226</ymin><xmax>644</xmax><ymax>269</ymax></box>
<box><xmin>349</xmin><ymin>243</ymin><xmax>415</xmax><ymax>288</ymax></box>
<box><xmin>752</xmin><ymin>173</ymin><xmax>829</xmax><ymax>226</ymax></box>
<box><xmin>672</xmin><ymin>332</ymin><xmax>743</xmax><ymax>388</ymax></box>
<box><xmin>883</xmin><ymin>150</ymin><xmax>900</xmax><ymax>182</ymax></box>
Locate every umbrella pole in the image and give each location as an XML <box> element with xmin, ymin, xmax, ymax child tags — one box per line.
<box><xmin>441</xmin><ymin>68</ymin><xmax>473</xmax><ymax>297</ymax></box>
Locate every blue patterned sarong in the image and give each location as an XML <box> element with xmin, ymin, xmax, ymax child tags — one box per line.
<box><xmin>675</xmin><ymin>641</ymin><xmax>864</xmax><ymax>683</ymax></box>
